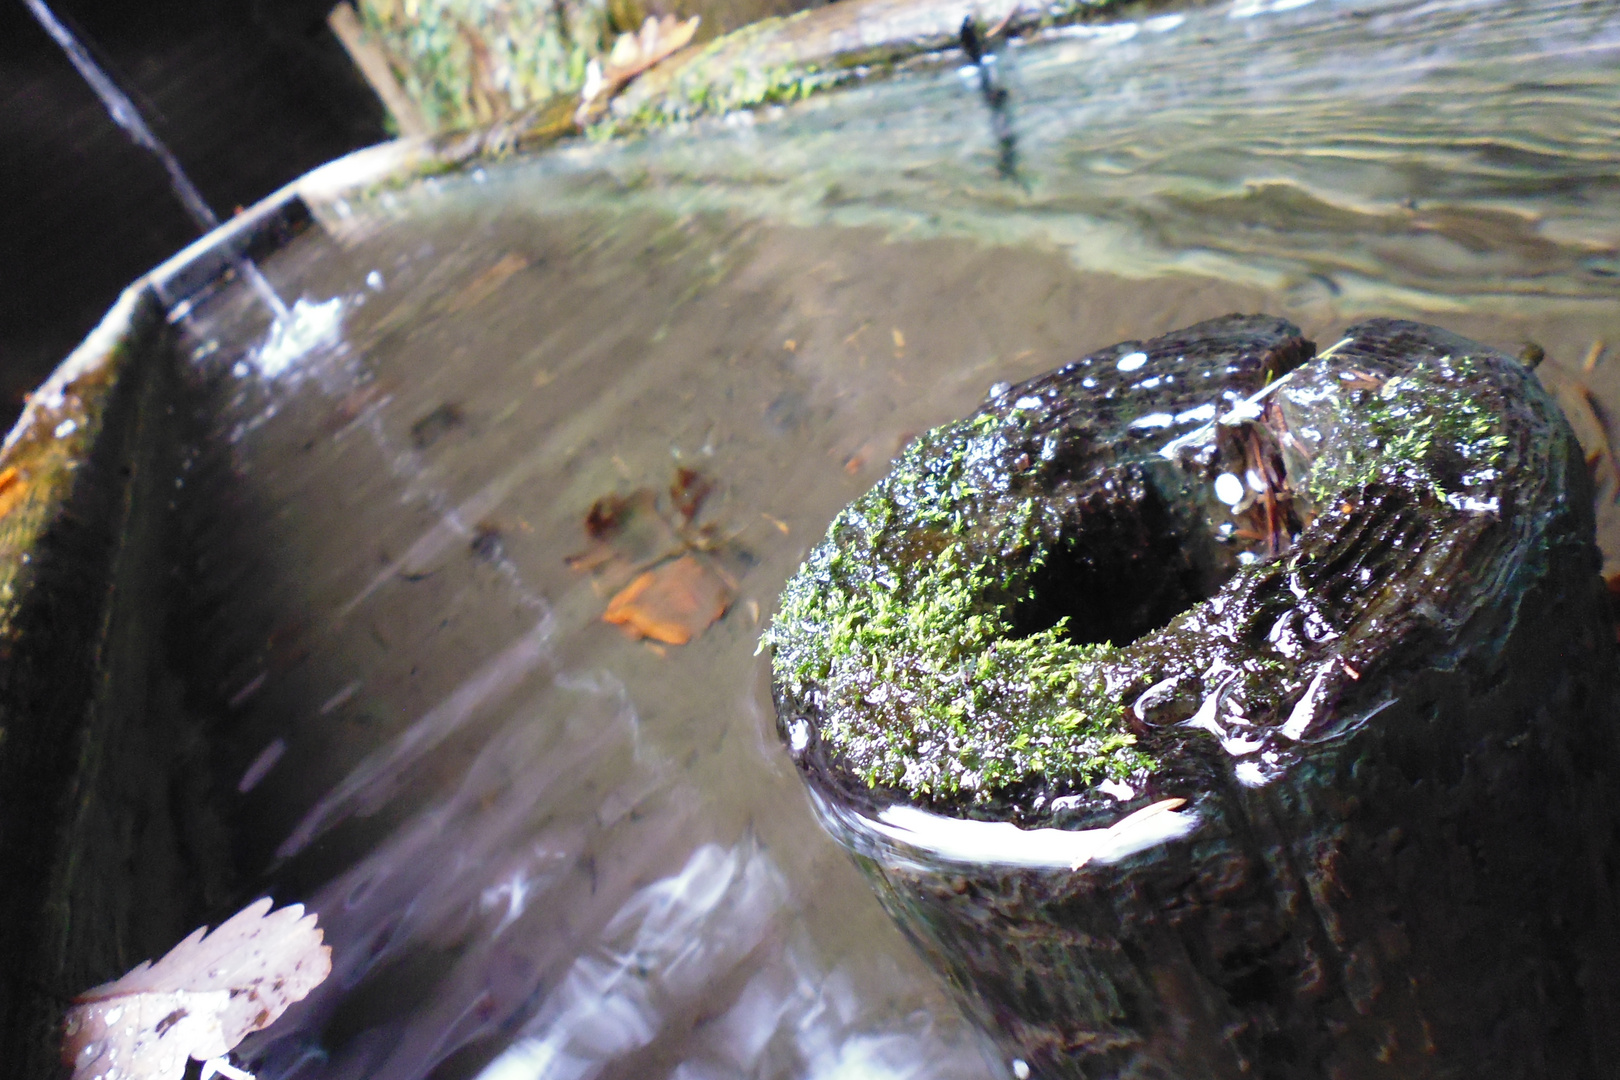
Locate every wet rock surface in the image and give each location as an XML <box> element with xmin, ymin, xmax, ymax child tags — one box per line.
<box><xmin>770</xmin><ymin>315</ymin><xmax>1620</xmax><ymax>1077</ymax></box>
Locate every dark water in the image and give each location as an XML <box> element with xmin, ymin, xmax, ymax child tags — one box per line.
<box><xmin>166</xmin><ymin>1</ymin><xmax>1620</xmax><ymax>1078</ymax></box>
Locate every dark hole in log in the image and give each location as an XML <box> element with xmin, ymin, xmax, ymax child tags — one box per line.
<box><xmin>1008</xmin><ymin>485</ymin><xmax>1232</xmax><ymax>647</ymax></box>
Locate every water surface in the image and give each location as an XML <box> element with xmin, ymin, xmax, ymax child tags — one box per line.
<box><xmin>169</xmin><ymin>2</ymin><xmax>1620</xmax><ymax>1077</ymax></box>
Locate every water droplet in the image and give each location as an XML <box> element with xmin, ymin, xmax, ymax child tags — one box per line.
<box><xmin>1012</xmin><ymin>1059</ymin><xmax>1031</xmax><ymax>1080</ymax></box>
<box><xmin>1214</xmin><ymin>473</ymin><xmax>1244</xmax><ymax>506</ymax></box>
<box><xmin>1116</xmin><ymin>351</ymin><xmax>1148</xmax><ymax>372</ymax></box>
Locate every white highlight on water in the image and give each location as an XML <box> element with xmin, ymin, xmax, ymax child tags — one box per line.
<box><xmin>252</xmin><ymin>296</ymin><xmax>345</xmax><ymax>378</ymax></box>
<box><xmin>1281</xmin><ymin>664</ymin><xmax>1333</xmax><ymax>739</ymax></box>
<box><xmin>866</xmin><ymin>799</ymin><xmax>1198</xmax><ymax>870</ymax></box>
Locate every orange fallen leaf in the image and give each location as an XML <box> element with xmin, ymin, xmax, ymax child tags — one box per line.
<box><xmin>0</xmin><ymin>465</ymin><xmax>28</xmax><ymax>520</ymax></box>
<box><xmin>603</xmin><ymin>555</ymin><xmax>731</xmax><ymax>645</ymax></box>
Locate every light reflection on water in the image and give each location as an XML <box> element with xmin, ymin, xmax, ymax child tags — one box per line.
<box><xmin>170</xmin><ymin>0</ymin><xmax>1620</xmax><ymax>1077</ymax></box>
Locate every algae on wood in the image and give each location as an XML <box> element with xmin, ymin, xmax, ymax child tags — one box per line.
<box><xmin>770</xmin><ymin>316</ymin><xmax>1620</xmax><ymax>1077</ymax></box>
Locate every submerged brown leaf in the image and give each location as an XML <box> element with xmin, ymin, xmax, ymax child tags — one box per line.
<box><xmin>670</xmin><ymin>466</ymin><xmax>713</xmax><ymax>522</ymax></box>
<box><xmin>569</xmin><ymin>469</ymin><xmax>749</xmax><ymax>644</ymax></box>
<box><xmin>603</xmin><ymin>554</ymin><xmax>732</xmax><ymax>644</ymax></box>
<box><xmin>1551</xmin><ymin>377</ymin><xmax>1620</xmax><ymax>495</ymax></box>
<box><xmin>61</xmin><ymin>898</ymin><xmax>331</xmax><ymax>1080</ymax></box>
<box><xmin>446</xmin><ymin>252</ymin><xmax>529</xmax><ymax>313</ymax></box>
<box><xmin>0</xmin><ymin>464</ymin><xmax>28</xmax><ymax>520</ymax></box>
<box><xmin>583</xmin><ymin>491</ymin><xmax>640</xmax><ymax>540</ymax></box>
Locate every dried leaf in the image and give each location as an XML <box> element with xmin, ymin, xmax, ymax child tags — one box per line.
<box><xmin>603</xmin><ymin>555</ymin><xmax>732</xmax><ymax>644</ymax></box>
<box><xmin>584</xmin><ymin>492</ymin><xmax>638</xmax><ymax>540</ymax></box>
<box><xmin>669</xmin><ymin>466</ymin><xmax>713</xmax><ymax>522</ymax></box>
<box><xmin>61</xmin><ymin>898</ymin><xmax>332</xmax><ymax>1080</ymax></box>
<box><xmin>446</xmin><ymin>253</ymin><xmax>529</xmax><ymax>313</ymax></box>
<box><xmin>612</xmin><ymin>14</ymin><xmax>699</xmax><ymax>82</ymax></box>
<box><xmin>564</xmin><ymin>542</ymin><xmax>622</xmax><ymax>575</ymax></box>
<box><xmin>1556</xmin><ymin>380</ymin><xmax>1619</xmax><ymax>490</ymax></box>
<box><xmin>576</xmin><ymin>15</ymin><xmax>699</xmax><ymax>123</ymax></box>
<box><xmin>574</xmin><ymin>489</ymin><xmax>680</xmax><ymax>564</ymax></box>
<box><xmin>0</xmin><ymin>464</ymin><xmax>28</xmax><ymax>520</ymax></box>
<box><xmin>1584</xmin><ymin>338</ymin><xmax>1607</xmax><ymax>372</ymax></box>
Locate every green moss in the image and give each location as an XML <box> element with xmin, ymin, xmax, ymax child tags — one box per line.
<box><xmin>767</xmin><ymin>419</ymin><xmax>1153</xmax><ymax>802</ymax></box>
<box><xmin>1306</xmin><ymin>354</ymin><xmax>1510</xmax><ymax>505</ymax></box>
<box><xmin>359</xmin><ymin>0</ymin><xmax>612</xmax><ymax>133</ymax></box>
<box><xmin>591</xmin><ymin>18</ymin><xmax>853</xmax><ymax>136</ymax></box>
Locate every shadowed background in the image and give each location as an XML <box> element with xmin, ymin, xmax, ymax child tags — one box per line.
<box><xmin>0</xmin><ymin>0</ymin><xmax>387</xmax><ymax>431</ymax></box>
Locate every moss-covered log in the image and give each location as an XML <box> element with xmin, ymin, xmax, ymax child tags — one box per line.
<box><xmin>768</xmin><ymin>315</ymin><xmax>1620</xmax><ymax>1077</ymax></box>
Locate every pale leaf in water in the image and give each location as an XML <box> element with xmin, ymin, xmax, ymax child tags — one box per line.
<box><xmin>61</xmin><ymin>898</ymin><xmax>331</xmax><ymax>1080</ymax></box>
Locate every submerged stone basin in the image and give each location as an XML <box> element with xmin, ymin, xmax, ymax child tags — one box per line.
<box><xmin>769</xmin><ymin>314</ymin><xmax>1620</xmax><ymax>1076</ymax></box>
<box><xmin>2</xmin><ymin>1</ymin><xmax>1618</xmax><ymax>1077</ymax></box>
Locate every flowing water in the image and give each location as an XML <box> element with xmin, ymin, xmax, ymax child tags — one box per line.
<box><xmin>21</xmin><ymin>0</ymin><xmax>293</xmax><ymax>321</ymax></box>
<box><xmin>160</xmin><ymin>1</ymin><xmax>1620</xmax><ymax>1077</ymax></box>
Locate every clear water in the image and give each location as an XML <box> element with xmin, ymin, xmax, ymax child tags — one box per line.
<box><xmin>169</xmin><ymin>1</ymin><xmax>1620</xmax><ymax>1078</ymax></box>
